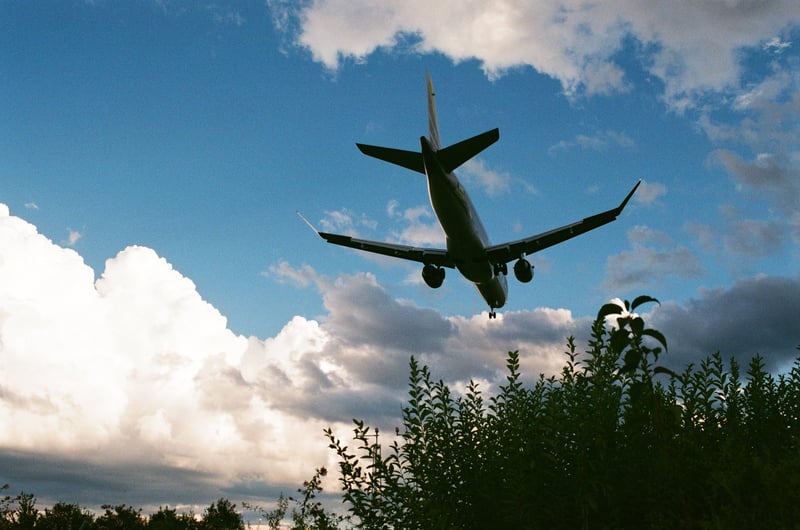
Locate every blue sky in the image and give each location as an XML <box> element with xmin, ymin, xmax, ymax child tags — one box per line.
<box><xmin>2</xmin><ymin>0</ymin><xmax>799</xmax><ymax>514</ymax></box>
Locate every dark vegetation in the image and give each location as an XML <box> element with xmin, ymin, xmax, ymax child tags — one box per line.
<box><xmin>0</xmin><ymin>495</ymin><xmax>244</xmax><ymax>529</ymax></box>
<box><xmin>3</xmin><ymin>297</ymin><xmax>799</xmax><ymax>529</ymax></box>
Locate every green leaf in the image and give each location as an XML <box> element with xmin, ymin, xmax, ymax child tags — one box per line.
<box><xmin>623</xmin><ymin>349</ymin><xmax>641</xmax><ymax>372</ymax></box>
<box><xmin>630</xmin><ymin>295</ymin><xmax>660</xmax><ymax>311</ymax></box>
<box><xmin>611</xmin><ymin>330</ymin><xmax>631</xmax><ymax>355</ymax></box>
<box><xmin>630</xmin><ymin>316</ymin><xmax>645</xmax><ymax>337</ymax></box>
<box><xmin>597</xmin><ymin>302</ymin><xmax>624</xmax><ymax>321</ymax></box>
<box><xmin>642</xmin><ymin>328</ymin><xmax>668</xmax><ymax>351</ymax></box>
<box><xmin>653</xmin><ymin>366</ymin><xmax>677</xmax><ymax>378</ymax></box>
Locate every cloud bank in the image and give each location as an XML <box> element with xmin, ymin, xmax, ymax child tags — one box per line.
<box><xmin>269</xmin><ymin>0</ymin><xmax>799</xmax><ymax>103</ymax></box>
<box><xmin>0</xmin><ymin>204</ymin><xmax>578</xmax><ymax>508</ymax></box>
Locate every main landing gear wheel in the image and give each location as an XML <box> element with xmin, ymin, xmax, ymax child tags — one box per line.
<box><xmin>493</xmin><ymin>262</ymin><xmax>508</xmax><ymax>276</ymax></box>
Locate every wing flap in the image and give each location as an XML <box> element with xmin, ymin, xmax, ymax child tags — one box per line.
<box><xmin>319</xmin><ymin>232</ymin><xmax>454</xmax><ymax>268</ymax></box>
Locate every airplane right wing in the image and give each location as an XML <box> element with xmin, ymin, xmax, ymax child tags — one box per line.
<box><xmin>317</xmin><ymin>232</ymin><xmax>455</xmax><ymax>268</ymax></box>
<box><xmin>485</xmin><ymin>180</ymin><xmax>641</xmax><ymax>265</ymax></box>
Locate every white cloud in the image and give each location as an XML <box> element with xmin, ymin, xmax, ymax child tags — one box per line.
<box><xmin>548</xmin><ymin>129</ymin><xmax>636</xmax><ymax>155</ymax></box>
<box><xmin>460</xmin><ymin>158</ymin><xmax>512</xmax><ymax>196</ymax></box>
<box><xmin>318</xmin><ymin>208</ymin><xmax>378</xmax><ymax>235</ymax></box>
<box><xmin>265</xmin><ymin>259</ymin><xmax>321</xmax><ymax>288</ymax></box>
<box><xmin>634</xmin><ymin>180</ymin><xmax>667</xmax><ymax>205</ymax></box>
<box><xmin>65</xmin><ymin>229</ymin><xmax>82</xmax><ymax>246</ymax></box>
<box><xmin>270</xmin><ymin>0</ymin><xmax>800</xmax><ymax>104</ymax></box>
<box><xmin>763</xmin><ymin>36</ymin><xmax>792</xmax><ymax>53</ymax></box>
<box><xmin>0</xmin><ymin>207</ymin><xmax>333</xmax><ymax>491</ymax></box>
<box><xmin>387</xmin><ymin>201</ymin><xmax>445</xmax><ymax>246</ymax></box>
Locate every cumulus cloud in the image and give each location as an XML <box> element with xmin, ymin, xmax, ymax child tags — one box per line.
<box><xmin>604</xmin><ymin>225</ymin><xmax>705</xmax><ymax>292</ymax></box>
<box><xmin>0</xmin><ymin>205</ymin><xmax>333</xmax><ymax>504</ymax></box>
<box><xmin>268</xmin><ymin>0</ymin><xmax>799</xmax><ymax>102</ymax></box>
<box><xmin>386</xmin><ymin>200</ymin><xmax>445</xmax><ymax>246</ymax></box>
<box><xmin>0</xmin><ymin>204</ymin><xmax>590</xmax><ymax>508</ymax></box>
<box><xmin>459</xmin><ymin>158</ymin><xmax>511</xmax><ymax>196</ymax></box>
<box><xmin>634</xmin><ymin>180</ymin><xmax>667</xmax><ymax>205</ymax></box>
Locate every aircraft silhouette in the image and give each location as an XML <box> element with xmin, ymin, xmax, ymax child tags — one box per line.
<box><xmin>304</xmin><ymin>73</ymin><xmax>640</xmax><ymax>318</ymax></box>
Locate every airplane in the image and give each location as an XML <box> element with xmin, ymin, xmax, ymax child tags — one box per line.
<box><xmin>303</xmin><ymin>73</ymin><xmax>640</xmax><ymax>319</ymax></box>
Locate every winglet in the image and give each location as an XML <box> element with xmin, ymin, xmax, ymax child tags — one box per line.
<box><xmin>297</xmin><ymin>211</ymin><xmax>321</xmax><ymax>237</ymax></box>
<box><xmin>616</xmin><ymin>179</ymin><xmax>642</xmax><ymax>215</ymax></box>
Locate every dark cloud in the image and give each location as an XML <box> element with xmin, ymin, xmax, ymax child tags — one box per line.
<box><xmin>714</xmin><ymin>149</ymin><xmax>800</xmax><ymax>215</ymax></box>
<box><xmin>322</xmin><ymin>273</ymin><xmax>455</xmax><ymax>354</ymax></box>
<box><xmin>0</xmin><ymin>449</ymin><xmax>219</xmax><ymax>510</ymax></box>
<box><xmin>651</xmin><ymin>274</ymin><xmax>800</xmax><ymax>371</ymax></box>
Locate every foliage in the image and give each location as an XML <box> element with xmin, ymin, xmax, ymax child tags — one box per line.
<box><xmin>247</xmin><ymin>467</ymin><xmax>346</xmax><ymax>530</ymax></box>
<box><xmin>316</xmin><ymin>296</ymin><xmax>800</xmax><ymax>529</ymax></box>
<box><xmin>0</xmin><ymin>491</ymin><xmax>233</xmax><ymax>530</ymax></box>
<box><xmin>199</xmin><ymin>499</ymin><xmax>243</xmax><ymax>530</ymax></box>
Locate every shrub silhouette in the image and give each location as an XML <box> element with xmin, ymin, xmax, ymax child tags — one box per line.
<box><xmin>307</xmin><ymin>297</ymin><xmax>800</xmax><ymax>529</ymax></box>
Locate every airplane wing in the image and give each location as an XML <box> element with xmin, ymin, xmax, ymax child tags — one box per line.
<box><xmin>317</xmin><ymin>232</ymin><xmax>455</xmax><ymax>268</ymax></box>
<box><xmin>485</xmin><ymin>180</ymin><xmax>641</xmax><ymax>265</ymax></box>
<box><xmin>298</xmin><ymin>211</ymin><xmax>454</xmax><ymax>267</ymax></box>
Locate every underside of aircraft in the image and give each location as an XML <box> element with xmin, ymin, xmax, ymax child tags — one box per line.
<box><xmin>303</xmin><ymin>73</ymin><xmax>640</xmax><ymax>318</ymax></box>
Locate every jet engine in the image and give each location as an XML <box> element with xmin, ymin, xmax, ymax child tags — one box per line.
<box><xmin>422</xmin><ymin>264</ymin><xmax>445</xmax><ymax>288</ymax></box>
<box><xmin>513</xmin><ymin>258</ymin><xmax>534</xmax><ymax>283</ymax></box>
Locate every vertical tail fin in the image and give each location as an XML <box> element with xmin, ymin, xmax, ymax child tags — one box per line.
<box><xmin>426</xmin><ymin>71</ymin><xmax>441</xmax><ymax>151</ymax></box>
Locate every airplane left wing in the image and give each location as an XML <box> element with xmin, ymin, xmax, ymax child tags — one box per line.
<box><xmin>318</xmin><ymin>232</ymin><xmax>455</xmax><ymax>268</ymax></box>
<box><xmin>486</xmin><ymin>180</ymin><xmax>641</xmax><ymax>264</ymax></box>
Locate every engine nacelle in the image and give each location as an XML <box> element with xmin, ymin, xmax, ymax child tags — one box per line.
<box><xmin>422</xmin><ymin>264</ymin><xmax>445</xmax><ymax>288</ymax></box>
<box><xmin>513</xmin><ymin>258</ymin><xmax>534</xmax><ymax>283</ymax></box>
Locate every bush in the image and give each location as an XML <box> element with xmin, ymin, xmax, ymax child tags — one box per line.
<box><xmin>310</xmin><ymin>297</ymin><xmax>800</xmax><ymax>529</ymax></box>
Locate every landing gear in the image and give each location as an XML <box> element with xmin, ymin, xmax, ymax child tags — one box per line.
<box><xmin>493</xmin><ymin>262</ymin><xmax>508</xmax><ymax>276</ymax></box>
<box><xmin>489</xmin><ymin>308</ymin><xmax>497</xmax><ymax>319</ymax></box>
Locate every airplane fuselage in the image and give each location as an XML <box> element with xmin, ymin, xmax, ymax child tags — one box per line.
<box><xmin>420</xmin><ymin>136</ymin><xmax>508</xmax><ymax>310</ymax></box>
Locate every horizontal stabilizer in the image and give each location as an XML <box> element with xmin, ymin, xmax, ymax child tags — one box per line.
<box><xmin>356</xmin><ymin>144</ymin><xmax>425</xmax><ymax>174</ymax></box>
<box><xmin>438</xmin><ymin>128</ymin><xmax>499</xmax><ymax>173</ymax></box>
